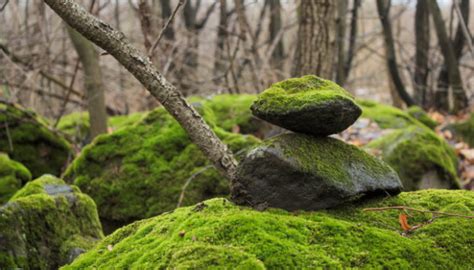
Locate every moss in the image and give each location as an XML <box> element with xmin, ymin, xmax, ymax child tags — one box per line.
<box><xmin>63</xmin><ymin>105</ymin><xmax>260</xmax><ymax>230</ymax></box>
<box><xmin>357</xmin><ymin>99</ymin><xmax>425</xmax><ymax>129</ymax></box>
<box><xmin>406</xmin><ymin>106</ymin><xmax>438</xmax><ymax>129</ymax></box>
<box><xmin>0</xmin><ymin>153</ymin><xmax>31</xmax><ymax>203</ymax></box>
<box><xmin>0</xmin><ymin>175</ymin><xmax>103</xmax><ymax>269</ymax></box>
<box><xmin>64</xmin><ymin>190</ymin><xmax>474</xmax><ymax>269</ymax></box>
<box><xmin>0</xmin><ymin>100</ymin><xmax>72</xmax><ymax>177</ymax></box>
<box><xmin>451</xmin><ymin>113</ymin><xmax>474</xmax><ymax>147</ymax></box>
<box><xmin>253</xmin><ymin>75</ymin><xmax>356</xmax><ymax>115</ymax></box>
<box><xmin>366</xmin><ymin>126</ymin><xmax>459</xmax><ymax>190</ymax></box>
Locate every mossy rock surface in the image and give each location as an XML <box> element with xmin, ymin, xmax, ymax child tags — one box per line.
<box><xmin>234</xmin><ymin>133</ymin><xmax>402</xmax><ymax>211</ymax></box>
<box><xmin>406</xmin><ymin>106</ymin><xmax>438</xmax><ymax>129</ymax></box>
<box><xmin>366</xmin><ymin>126</ymin><xmax>459</xmax><ymax>191</ymax></box>
<box><xmin>451</xmin><ymin>113</ymin><xmax>474</xmax><ymax>147</ymax></box>
<box><xmin>357</xmin><ymin>100</ymin><xmax>425</xmax><ymax>129</ymax></box>
<box><xmin>64</xmin><ymin>190</ymin><xmax>474</xmax><ymax>269</ymax></box>
<box><xmin>64</xmin><ymin>106</ymin><xmax>260</xmax><ymax>231</ymax></box>
<box><xmin>0</xmin><ymin>100</ymin><xmax>72</xmax><ymax>177</ymax></box>
<box><xmin>251</xmin><ymin>75</ymin><xmax>362</xmax><ymax>136</ymax></box>
<box><xmin>0</xmin><ymin>175</ymin><xmax>103</xmax><ymax>269</ymax></box>
<box><xmin>0</xmin><ymin>153</ymin><xmax>31</xmax><ymax>203</ymax></box>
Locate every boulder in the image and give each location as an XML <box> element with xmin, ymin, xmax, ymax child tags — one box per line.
<box><xmin>406</xmin><ymin>106</ymin><xmax>438</xmax><ymax>129</ymax></box>
<box><xmin>251</xmin><ymin>75</ymin><xmax>362</xmax><ymax>136</ymax></box>
<box><xmin>64</xmin><ymin>106</ymin><xmax>260</xmax><ymax>232</ymax></box>
<box><xmin>64</xmin><ymin>190</ymin><xmax>474</xmax><ymax>269</ymax></box>
<box><xmin>365</xmin><ymin>126</ymin><xmax>460</xmax><ymax>191</ymax></box>
<box><xmin>357</xmin><ymin>99</ymin><xmax>425</xmax><ymax>129</ymax></box>
<box><xmin>0</xmin><ymin>175</ymin><xmax>103</xmax><ymax>269</ymax></box>
<box><xmin>0</xmin><ymin>100</ymin><xmax>72</xmax><ymax>177</ymax></box>
<box><xmin>450</xmin><ymin>113</ymin><xmax>474</xmax><ymax>147</ymax></box>
<box><xmin>232</xmin><ymin>133</ymin><xmax>402</xmax><ymax>211</ymax></box>
<box><xmin>0</xmin><ymin>153</ymin><xmax>31</xmax><ymax>203</ymax></box>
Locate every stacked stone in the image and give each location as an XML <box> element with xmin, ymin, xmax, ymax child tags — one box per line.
<box><xmin>232</xmin><ymin>75</ymin><xmax>403</xmax><ymax>211</ymax></box>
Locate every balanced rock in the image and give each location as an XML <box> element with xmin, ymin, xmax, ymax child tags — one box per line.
<box><xmin>0</xmin><ymin>175</ymin><xmax>103</xmax><ymax>269</ymax></box>
<box><xmin>0</xmin><ymin>153</ymin><xmax>31</xmax><ymax>203</ymax></box>
<box><xmin>251</xmin><ymin>75</ymin><xmax>362</xmax><ymax>136</ymax></box>
<box><xmin>232</xmin><ymin>133</ymin><xmax>402</xmax><ymax>211</ymax></box>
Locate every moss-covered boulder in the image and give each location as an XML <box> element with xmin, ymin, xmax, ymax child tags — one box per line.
<box><xmin>0</xmin><ymin>100</ymin><xmax>72</xmax><ymax>177</ymax></box>
<box><xmin>0</xmin><ymin>175</ymin><xmax>103</xmax><ymax>269</ymax></box>
<box><xmin>64</xmin><ymin>107</ymin><xmax>260</xmax><ymax>231</ymax></box>
<box><xmin>251</xmin><ymin>75</ymin><xmax>362</xmax><ymax>136</ymax></box>
<box><xmin>0</xmin><ymin>153</ymin><xmax>31</xmax><ymax>203</ymax></box>
<box><xmin>406</xmin><ymin>106</ymin><xmax>438</xmax><ymax>129</ymax></box>
<box><xmin>451</xmin><ymin>113</ymin><xmax>474</xmax><ymax>147</ymax></box>
<box><xmin>357</xmin><ymin>99</ymin><xmax>425</xmax><ymax>129</ymax></box>
<box><xmin>233</xmin><ymin>133</ymin><xmax>402</xmax><ymax>211</ymax></box>
<box><xmin>64</xmin><ymin>190</ymin><xmax>474</xmax><ymax>269</ymax></box>
<box><xmin>366</xmin><ymin>126</ymin><xmax>459</xmax><ymax>190</ymax></box>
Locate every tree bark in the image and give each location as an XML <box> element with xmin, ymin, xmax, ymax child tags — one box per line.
<box><xmin>335</xmin><ymin>0</ymin><xmax>348</xmax><ymax>85</ymax></box>
<box><xmin>376</xmin><ymin>0</ymin><xmax>415</xmax><ymax>106</ymax></box>
<box><xmin>213</xmin><ymin>0</ymin><xmax>228</xmax><ymax>84</ymax></box>
<box><xmin>268</xmin><ymin>0</ymin><xmax>284</xmax><ymax>68</ymax></box>
<box><xmin>44</xmin><ymin>0</ymin><xmax>238</xmax><ymax>181</ymax></box>
<box><xmin>67</xmin><ymin>26</ymin><xmax>108</xmax><ymax>139</ymax></box>
<box><xmin>341</xmin><ymin>0</ymin><xmax>361</xmax><ymax>86</ymax></box>
<box><xmin>292</xmin><ymin>0</ymin><xmax>335</xmax><ymax>78</ymax></box>
<box><xmin>433</xmin><ymin>0</ymin><xmax>469</xmax><ymax>112</ymax></box>
<box><xmin>414</xmin><ymin>0</ymin><xmax>430</xmax><ymax>107</ymax></box>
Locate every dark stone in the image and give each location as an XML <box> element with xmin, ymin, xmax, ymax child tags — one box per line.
<box><xmin>232</xmin><ymin>133</ymin><xmax>403</xmax><ymax>211</ymax></box>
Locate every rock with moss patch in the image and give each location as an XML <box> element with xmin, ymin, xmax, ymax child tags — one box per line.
<box><xmin>0</xmin><ymin>100</ymin><xmax>72</xmax><ymax>177</ymax></box>
<box><xmin>64</xmin><ymin>190</ymin><xmax>474</xmax><ymax>269</ymax></box>
<box><xmin>0</xmin><ymin>175</ymin><xmax>103</xmax><ymax>269</ymax></box>
<box><xmin>357</xmin><ymin>99</ymin><xmax>425</xmax><ymax>129</ymax></box>
<box><xmin>365</xmin><ymin>126</ymin><xmax>459</xmax><ymax>191</ymax></box>
<box><xmin>0</xmin><ymin>153</ymin><xmax>31</xmax><ymax>203</ymax></box>
<box><xmin>233</xmin><ymin>133</ymin><xmax>402</xmax><ymax>211</ymax></box>
<box><xmin>450</xmin><ymin>113</ymin><xmax>474</xmax><ymax>147</ymax></box>
<box><xmin>251</xmin><ymin>75</ymin><xmax>362</xmax><ymax>136</ymax></box>
<box><xmin>406</xmin><ymin>106</ymin><xmax>438</xmax><ymax>129</ymax></box>
<box><xmin>64</xmin><ymin>107</ymin><xmax>260</xmax><ymax>232</ymax></box>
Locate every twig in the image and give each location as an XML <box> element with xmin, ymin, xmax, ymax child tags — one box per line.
<box><xmin>177</xmin><ymin>165</ymin><xmax>212</xmax><ymax>208</ymax></box>
<box><xmin>363</xmin><ymin>206</ymin><xmax>474</xmax><ymax>218</ymax></box>
<box><xmin>148</xmin><ymin>0</ymin><xmax>186</xmax><ymax>58</ymax></box>
<box><xmin>0</xmin><ymin>0</ymin><xmax>9</xmax><ymax>12</ymax></box>
<box><xmin>53</xmin><ymin>59</ymin><xmax>81</xmax><ymax>128</ymax></box>
<box><xmin>4</xmin><ymin>118</ymin><xmax>13</xmax><ymax>151</ymax></box>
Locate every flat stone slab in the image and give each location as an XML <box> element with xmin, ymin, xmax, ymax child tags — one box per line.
<box><xmin>251</xmin><ymin>75</ymin><xmax>362</xmax><ymax>136</ymax></box>
<box><xmin>232</xmin><ymin>133</ymin><xmax>403</xmax><ymax>211</ymax></box>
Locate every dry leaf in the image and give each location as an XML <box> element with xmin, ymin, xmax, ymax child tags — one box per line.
<box><xmin>107</xmin><ymin>244</ymin><xmax>113</xmax><ymax>251</ymax></box>
<box><xmin>399</xmin><ymin>213</ymin><xmax>411</xmax><ymax>231</ymax></box>
<box><xmin>460</xmin><ymin>149</ymin><xmax>474</xmax><ymax>164</ymax></box>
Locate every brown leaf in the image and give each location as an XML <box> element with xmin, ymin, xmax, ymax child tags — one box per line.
<box><xmin>399</xmin><ymin>213</ymin><xmax>411</xmax><ymax>231</ymax></box>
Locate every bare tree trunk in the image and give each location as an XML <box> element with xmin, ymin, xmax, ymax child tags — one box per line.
<box><xmin>414</xmin><ymin>0</ymin><xmax>430</xmax><ymax>107</ymax></box>
<box><xmin>157</xmin><ymin>0</ymin><xmax>175</xmax><ymax>41</ymax></box>
<box><xmin>268</xmin><ymin>0</ymin><xmax>284</xmax><ymax>68</ymax></box>
<box><xmin>44</xmin><ymin>0</ymin><xmax>238</xmax><ymax>181</ymax></box>
<box><xmin>213</xmin><ymin>0</ymin><xmax>228</xmax><ymax>85</ymax></box>
<box><xmin>376</xmin><ymin>0</ymin><xmax>415</xmax><ymax>106</ymax></box>
<box><xmin>341</xmin><ymin>0</ymin><xmax>360</xmax><ymax>86</ymax></box>
<box><xmin>67</xmin><ymin>26</ymin><xmax>108</xmax><ymax>139</ymax></box>
<box><xmin>335</xmin><ymin>0</ymin><xmax>347</xmax><ymax>85</ymax></box>
<box><xmin>433</xmin><ymin>0</ymin><xmax>469</xmax><ymax>112</ymax></box>
<box><xmin>292</xmin><ymin>0</ymin><xmax>335</xmax><ymax>78</ymax></box>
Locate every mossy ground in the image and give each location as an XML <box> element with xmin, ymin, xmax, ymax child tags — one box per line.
<box><xmin>0</xmin><ymin>153</ymin><xmax>31</xmax><ymax>203</ymax></box>
<box><xmin>64</xmin><ymin>101</ymin><xmax>260</xmax><ymax>229</ymax></box>
<box><xmin>0</xmin><ymin>175</ymin><xmax>103</xmax><ymax>269</ymax></box>
<box><xmin>0</xmin><ymin>101</ymin><xmax>72</xmax><ymax>177</ymax></box>
<box><xmin>357</xmin><ymin>100</ymin><xmax>426</xmax><ymax>129</ymax></box>
<box><xmin>64</xmin><ymin>190</ymin><xmax>474</xmax><ymax>269</ymax></box>
<box><xmin>366</xmin><ymin>126</ymin><xmax>459</xmax><ymax>190</ymax></box>
<box><xmin>252</xmin><ymin>75</ymin><xmax>356</xmax><ymax>115</ymax></box>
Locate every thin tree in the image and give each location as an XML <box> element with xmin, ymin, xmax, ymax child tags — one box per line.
<box><xmin>414</xmin><ymin>0</ymin><xmax>430</xmax><ymax>107</ymax></box>
<box><xmin>268</xmin><ymin>0</ymin><xmax>285</xmax><ymax>68</ymax></box>
<box><xmin>292</xmin><ymin>0</ymin><xmax>335</xmax><ymax>78</ymax></box>
<box><xmin>44</xmin><ymin>0</ymin><xmax>238</xmax><ymax>182</ymax></box>
<box><xmin>376</xmin><ymin>0</ymin><xmax>415</xmax><ymax>106</ymax></box>
<box><xmin>335</xmin><ymin>0</ymin><xmax>347</xmax><ymax>85</ymax></box>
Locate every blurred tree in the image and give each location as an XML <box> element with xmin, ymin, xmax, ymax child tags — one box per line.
<box><xmin>414</xmin><ymin>0</ymin><xmax>430</xmax><ymax>107</ymax></box>
<box><xmin>335</xmin><ymin>0</ymin><xmax>347</xmax><ymax>85</ymax></box>
<box><xmin>268</xmin><ymin>0</ymin><xmax>285</xmax><ymax>69</ymax></box>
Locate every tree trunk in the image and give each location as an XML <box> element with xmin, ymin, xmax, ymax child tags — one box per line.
<box><xmin>67</xmin><ymin>26</ymin><xmax>108</xmax><ymax>139</ymax></box>
<box><xmin>414</xmin><ymin>0</ymin><xmax>430</xmax><ymax>107</ymax></box>
<box><xmin>433</xmin><ymin>0</ymin><xmax>469</xmax><ymax>112</ymax></box>
<box><xmin>376</xmin><ymin>0</ymin><xmax>415</xmax><ymax>106</ymax></box>
<box><xmin>342</xmin><ymin>0</ymin><xmax>361</xmax><ymax>86</ymax></box>
<box><xmin>157</xmin><ymin>0</ymin><xmax>175</xmax><ymax>41</ymax></box>
<box><xmin>335</xmin><ymin>0</ymin><xmax>348</xmax><ymax>85</ymax></box>
<box><xmin>292</xmin><ymin>0</ymin><xmax>335</xmax><ymax>78</ymax></box>
<box><xmin>213</xmin><ymin>0</ymin><xmax>228</xmax><ymax>85</ymax></box>
<box><xmin>268</xmin><ymin>0</ymin><xmax>284</xmax><ymax>68</ymax></box>
<box><xmin>45</xmin><ymin>0</ymin><xmax>238</xmax><ymax>182</ymax></box>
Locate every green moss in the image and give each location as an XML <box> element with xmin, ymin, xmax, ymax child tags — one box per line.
<box><xmin>358</xmin><ymin>100</ymin><xmax>425</xmax><ymax>129</ymax></box>
<box><xmin>64</xmin><ymin>190</ymin><xmax>474</xmax><ymax>269</ymax></box>
<box><xmin>451</xmin><ymin>113</ymin><xmax>474</xmax><ymax>147</ymax></box>
<box><xmin>0</xmin><ymin>100</ymin><xmax>72</xmax><ymax>177</ymax></box>
<box><xmin>366</xmin><ymin>126</ymin><xmax>459</xmax><ymax>190</ymax></box>
<box><xmin>0</xmin><ymin>175</ymin><xmax>103</xmax><ymax>269</ymax></box>
<box><xmin>63</xmin><ymin>105</ymin><xmax>260</xmax><ymax>230</ymax></box>
<box><xmin>0</xmin><ymin>153</ymin><xmax>31</xmax><ymax>203</ymax></box>
<box><xmin>253</xmin><ymin>75</ymin><xmax>356</xmax><ymax>115</ymax></box>
<box><xmin>406</xmin><ymin>106</ymin><xmax>438</xmax><ymax>129</ymax></box>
